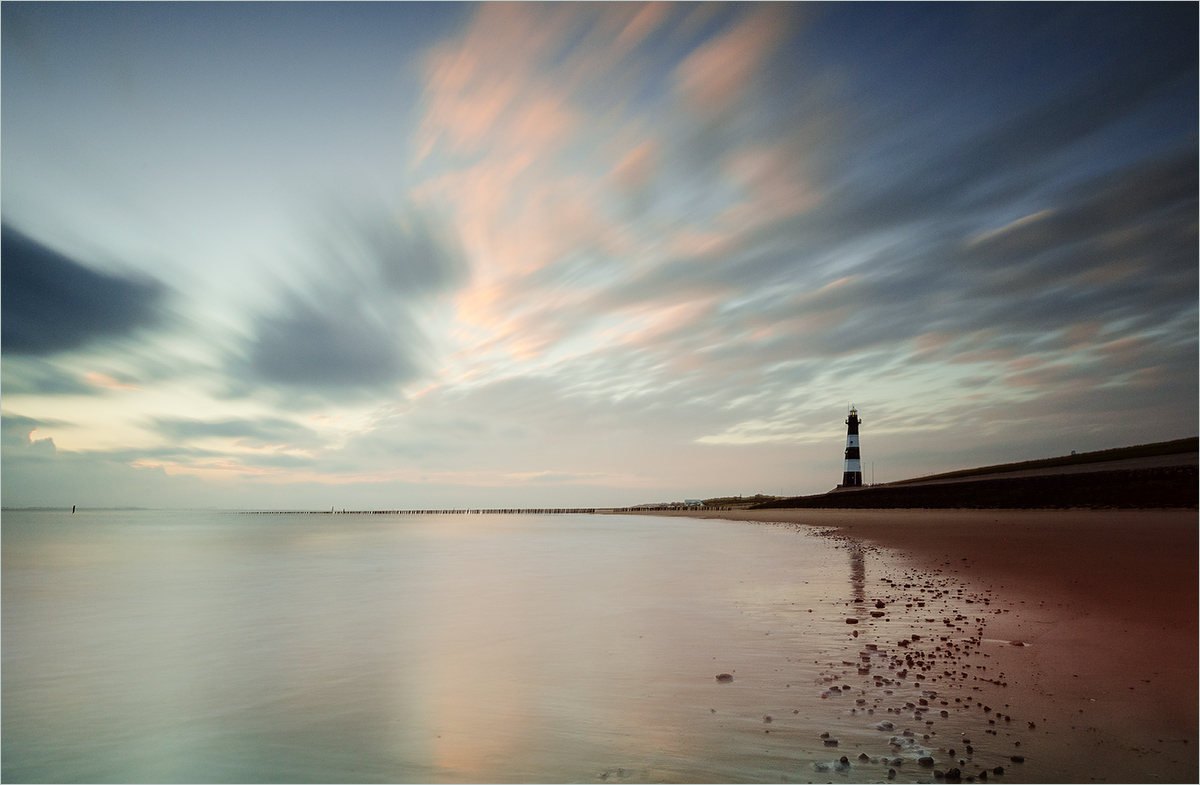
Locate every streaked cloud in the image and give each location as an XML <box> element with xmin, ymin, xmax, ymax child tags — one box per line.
<box><xmin>2</xmin><ymin>360</ymin><xmax>99</xmax><ymax>396</ymax></box>
<box><xmin>236</xmin><ymin>203</ymin><xmax>466</xmax><ymax>396</ymax></box>
<box><xmin>1</xmin><ymin>224</ymin><xmax>166</xmax><ymax>356</ymax></box>
<box><xmin>150</xmin><ymin>417</ymin><xmax>325</xmax><ymax>451</ymax></box>
<box><xmin>674</xmin><ymin>5</ymin><xmax>791</xmax><ymax>118</ymax></box>
<box><xmin>1</xmin><ymin>2</ymin><xmax>1195</xmax><ymax>507</ymax></box>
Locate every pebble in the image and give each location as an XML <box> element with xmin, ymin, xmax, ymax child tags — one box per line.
<box><xmin>791</xmin><ymin>561</ymin><xmax>1036</xmax><ymax>779</ymax></box>
<box><xmin>715</xmin><ymin>673</ymin><xmax>733</xmax><ymax>682</ymax></box>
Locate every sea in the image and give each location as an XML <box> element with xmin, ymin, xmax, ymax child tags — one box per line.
<box><xmin>2</xmin><ymin>508</ymin><xmax>949</xmax><ymax>783</ymax></box>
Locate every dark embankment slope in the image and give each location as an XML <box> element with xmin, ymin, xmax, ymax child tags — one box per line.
<box><xmin>755</xmin><ymin>438</ymin><xmax>1199</xmax><ymax>510</ymax></box>
<box><xmin>888</xmin><ymin>436</ymin><xmax>1198</xmax><ymax>485</ymax></box>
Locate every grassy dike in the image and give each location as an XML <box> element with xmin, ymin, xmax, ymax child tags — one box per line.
<box><xmin>752</xmin><ymin>438</ymin><xmax>1198</xmax><ymax>510</ymax></box>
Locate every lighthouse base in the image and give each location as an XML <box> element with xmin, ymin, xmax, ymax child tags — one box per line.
<box><xmin>841</xmin><ymin>471</ymin><xmax>863</xmax><ymax>487</ymax></box>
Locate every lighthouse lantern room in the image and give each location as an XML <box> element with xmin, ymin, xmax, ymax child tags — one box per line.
<box><xmin>842</xmin><ymin>406</ymin><xmax>863</xmax><ymax>487</ymax></box>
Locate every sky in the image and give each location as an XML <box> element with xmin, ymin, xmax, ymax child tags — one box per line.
<box><xmin>2</xmin><ymin>2</ymin><xmax>1196</xmax><ymax>510</ymax></box>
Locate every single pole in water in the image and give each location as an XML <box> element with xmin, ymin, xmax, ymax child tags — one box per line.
<box><xmin>72</xmin><ymin>505</ymin><xmax>75</xmax><ymax>514</ymax></box>
<box><xmin>841</xmin><ymin>405</ymin><xmax>863</xmax><ymax>488</ymax></box>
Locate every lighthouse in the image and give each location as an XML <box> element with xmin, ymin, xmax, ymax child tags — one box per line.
<box><xmin>842</xmin><ymin>406</ymin><xmax>863</xmax><ymax>487</ymax></box>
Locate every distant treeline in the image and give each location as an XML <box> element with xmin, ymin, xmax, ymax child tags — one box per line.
<box><xmin>699</xmin><ymin>494</ymin><xmax>782</xmax><ymax>508</ymax></box>
<box><xmin>614</xmin><ymin>505</ymin><xmax>703</xmax><ymax>512</ymax></box>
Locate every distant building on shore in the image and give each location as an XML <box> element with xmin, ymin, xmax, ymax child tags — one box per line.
<box><xmin>841</xmin><ymin>406</ymin><xmax>863</xmax><ymax>487</ymax></box>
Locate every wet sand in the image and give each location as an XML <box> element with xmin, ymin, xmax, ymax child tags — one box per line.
<box><xmin>624</xmin><ymin>508</ymin><xmax>1198</xmax><ymax>783</ymax></box>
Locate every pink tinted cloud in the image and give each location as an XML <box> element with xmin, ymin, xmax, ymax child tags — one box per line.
<box><xmin>951</xmin><ymin>346</ymin><xmax>1022</xmax><ymax>366</ymax></box>
<box><xmin>610</xmin><ymin>140</ymin><xmax>659</xmax><ymax>194</ymax></box>
<box><xmin>83</xmin><ymin>372</ymin><xmax>140</xmax><ymax>391</ymax></box>
<box><xmin>674</xmin><ymin>5</ymin><xmax>790</xmax><ymax>117</ymax></box>
<box><xmin>411</xmin><ymin>2</ymin><xmax>824</xmax><ymax>381</ymax></box>
<box><xmin>613</xmin><ymin>3</ymin><xmax>671</xmax><ymax>54</ymax></box>
<box><xmin>416</xmin><ymin>4</ymin><xmax>581</xmax><ymax>160</ymax></box>
<box><xmin>723</xmin><ymin>143</ymin><xmax>821</xmax><ymax>227</ymax></box>
<box><xmin>613</xmin><ymin>297</ymin><xmax>720</xmax><ymax>351</ymax></box>
<box><xmin>1004</xmin><ymin>362</ymin><xmax>1086</xmax><ymax>389</ymax></box>
<box><xmin>1060</xmin><ymin>322</ymin><xmax>1104</xmax><ymax>349</ymax></box>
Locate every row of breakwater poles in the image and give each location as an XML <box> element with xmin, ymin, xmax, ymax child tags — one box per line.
<box><xmin>236</xmin><ymin>508</ymin><xmax>600</xmax><ymax>515</ymax></box>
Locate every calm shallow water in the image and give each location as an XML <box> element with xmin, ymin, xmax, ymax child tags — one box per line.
<box><xmin>4</xmin><ymin>509</ymin><xmax>929</xmax><ymax>783</ymax></box>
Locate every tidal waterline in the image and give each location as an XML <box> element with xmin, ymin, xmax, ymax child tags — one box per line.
<box><xmin>5</xmin><ymin>509</ymin><xmax>1016</xmax><ymax>783</ymax></box>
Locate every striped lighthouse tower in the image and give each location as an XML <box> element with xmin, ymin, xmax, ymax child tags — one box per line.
<box><xmin>842</xmin><ymin>406</ymin><xmax>863</xmax><ymax>487</ymax></box>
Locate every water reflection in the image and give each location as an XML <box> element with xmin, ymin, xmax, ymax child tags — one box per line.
<box><xmin>3</xmin><ymin>511</ymin><xmax>864</xmax><ymax>783</ymax></box>
<box><xmin>849</xmin><ymin>541</ymin><xmax>866</xmax><ymax>608</ymax></box>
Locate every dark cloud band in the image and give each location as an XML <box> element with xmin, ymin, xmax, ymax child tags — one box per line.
<box><xmin>1</xmin><ymin>224</ymin><xmax>165</xmax><ymax>356</ymax></box>
<box><xmin>239</xmin><ymin>204</ymin><xmax>464</xmax><ymax>395</ymax></box>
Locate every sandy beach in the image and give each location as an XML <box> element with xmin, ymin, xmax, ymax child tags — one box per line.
<box><xmin>623</xmin><ymin>508</ymin><xmax>1198</xmax><ymax>783</ymax></box>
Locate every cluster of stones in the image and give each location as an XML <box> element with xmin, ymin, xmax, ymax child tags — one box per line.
<box><xmin>803</xmin><ymin>534</ymin><xmax>1036</xmax><ymax>782</ymax></box>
